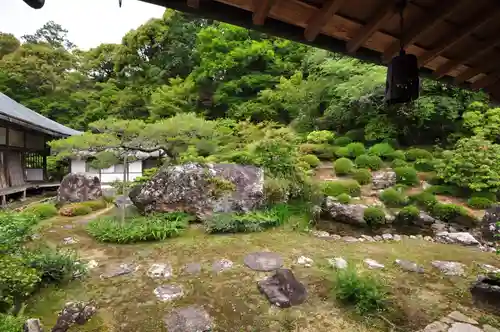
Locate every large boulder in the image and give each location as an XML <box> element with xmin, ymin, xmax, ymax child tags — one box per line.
<box><xmin>371</xmin><ymin>170</ymin><xmax>396</xmax><ymax>190</ymax></box>
<box><xmin>51</xmin><ymin>301</ymin><xmax>96</xmax><ymax>332</ymax></box>
<box><xmin>57</xmin><ymin>173</ymin><xmax>102</xmax><ymax>205</ymax></box>
<box><xmin>323</xmin><ymin>197</ymin><xmax>367</xmax><ymax>226</ymax></box>
<box><xmin>481</xmin><ymin>204</ymin><xmax>500</xmax><ymax>241</ymax></box>
<box><xmin>129</xmin><ymin>163</ymin><xmax>264</xmax><ymax>218</ymax></box>
<box><xmin>257</xmin><ymin>268</ymin><xmax>307</xmax><ymax>308</ymax></box>
<box><xmin>435</xmin><ymin>232</ymin><xmax>480</xmax><ymax>246</ymax></box>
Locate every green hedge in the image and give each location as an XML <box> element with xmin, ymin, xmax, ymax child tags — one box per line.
<box><xmin>394</xmin><ymin>167</ymin><xmax>419</xmax><ymax>186</ymax></box>
<box><xmin>409</xmin><ymin>192</ymin><xmax>438</xmax><ymax>209</ymax></box>
<box><xmin>334</xmin><ymin>158</ymin><xmax>354</xmax><ymax>175</ymax></box>
<box><xmin>405</xmin><ymin>148</ymin><xmax>433</xmax><ymax>162</ymax></box>
<box><xmin>24</xmin><ymin>203</ymin><xmax>57</xmax><ymax>220</ymax></box>
<box><xmin>379</xmin><ymin>188</ymin><xmax>408</xmax><ymax>207</ymax></box>
<box><xmin>368</xmin><ymin>143</ymin><xmax>394</xmax><ymax>159</ymax></box>
<box><xmin>355</xmin><ymin>154</ymin><xmax>383</xmax><ymax>170</ymax></box>
<box><xmin>322</xmin><ymin>180</ymin><xmax>361</xmax><ymax>197</ymax></box>
<box><xmin>363</xmin><ymin>207</ymin><xmax>386</xmax><ymax>226</ymax></box>
<box><xmin>467</xmin><ymin>197</ymin><xmax>493</xmax><ymax>210</ymax></box>
<box><xmin>333</xmin><ymin>136</ymin><xmax>353</xmax><ymax>147</ymax></box>
<box><xmin>396</xmin><ymin>205</ymin><xmax>420</xmax><ymax>223</ymax></box>
<box><xmin>351</xmin><ymin>168</ymin><xmax>372</xmax><ymax>185</ymax></box>
<box><xmin>336</xmin><ymin>193</ymin><xmax>351</xmax><ymax>204</ymax></box>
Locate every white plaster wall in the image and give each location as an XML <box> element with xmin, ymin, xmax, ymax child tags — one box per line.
<box><xmin>70</xmin><ymin>159</ymin><xmax>143</xmax><ymax>183</ymax></box>
<box><xmin>71</xmin><ymin>160</ymin><xmax>86</xmax><ymax>173</ymax></box>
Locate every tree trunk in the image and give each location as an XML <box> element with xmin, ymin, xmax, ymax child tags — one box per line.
<box><xmin>121</xmin><ymin>154</ymin><xmax>128</xmax><ymax>224</ymax></box>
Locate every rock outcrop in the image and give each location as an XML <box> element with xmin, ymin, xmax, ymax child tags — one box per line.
<box><xmin>57</xmin><ymin>173</ymin><xmax>102</xmax><ymax>205</ymax></box>
<box><xmin>371</xmin><ymin>170</ymin><xmax>396</xmax><ymax>190</ymax></box>
<box><xmin>51</xmin><ymin>301</ymin><xmax>96</xmax><ymax>332</ymax></box>
<box><xmin>258</xmin><ymin>269</ymin><xmax>307</xmax><ymax>308</ymax></box>
<box><xmin>129</xmin><ymin>163</ymin><xmax>264</xmax><ymax>218</ymax></box>
<box><xmin>481</xmin><ymin>205</ymin><xmax>500</xmax><ymax>241</ymax></box>
<box><xmin>323</xmin><ymin>197</ymin><xmax>367</xmax><ymax>226</ymax></box>
<box><xmin>435</xmin><ymin>232</ymin><xmax>480</xmax><ymax>246</ymax></box>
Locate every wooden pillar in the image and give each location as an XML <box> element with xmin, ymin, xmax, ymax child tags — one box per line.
<box><xmin>42</xmin><ymin>154</ymin><xmax>47</xmax><ymax>182</ymax></box>
<box><xmin>2</xmin><ymin>195</ymin><xmax>6</xmax><ymax>207</ymax></box>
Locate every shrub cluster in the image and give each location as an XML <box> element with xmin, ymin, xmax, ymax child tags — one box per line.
<box><xmin>333</xmin><ymin>136</ymin><xmax>352</xmax><ymax>147</ymax></box>
<box><xmin>322</xmin><ymin>180</ymin><xmax>361</xmax><ymax>197</ymax></box>
<box><xmin>301</xmin><ymin>154</ymin><xmax>321</xmax><ymax>168</ymax></box>
<box><xmin>334</xmin><ymin>158</ymin><xmax>354</xmax><ymax>175</ymax></box>
<box><xmin>379</xmin><ymin>188</ymin><xmax>408</xmax><ymax>207</ymax></box>
<box><xmin>425</xmin><ymin>185</ymin><xmax>463</xmax><ymax>197</ymax></box>
<box><xmin>367</xmin><ymin>143</ymin><xmax>394</xmax><ymax>159</ymax></box>
<box><xmin>405</xmin><ymin>148</ymin><xmax>433</xmax><ymax>161</ymax></box>
<box><xmin>394</xmin><ymin>167</ymin><xmax>419</xmax><ymax>186</ymax></box>
<box><xmin>414</xmin><ymin>159</ymin><xmax>436</xmax><ymax>172</ymax></box>
<box><xmin>397</xmin><ymin>205</ymin><xmax>420</xmax><ymax>223</ymax></box>
<box><xmin>431</xmin><ymin>203</ymin><xmax>470</xmax><ymax>222</ymax></box>
<box><xmin>346</xmin><ymin>142</ymin><xmax>366</xmax><ymax>158</ymax></box>
<box><xmin>351</xmin><ymin>168</ymin><xmax>372</xmax><ymax>185</ymax></box>
<box><xmin>59</xmin><ymin>200</ymin><xmax>107</xmax><ymax>217</ymax></box>
<box><xmin>467</xmin><ymin>197</ymin><xmax>493</xmax><ymax>209</ymax></box>
<box><xmin>409</xmin><ymin>192</ymin><xmax>438</xmax><ymax>209</ymax></box>
<box><xmin>24</xmin><ymin>203</ymin><xmax>57</xmax><ymax>220</ymax></box>
<box><xmin>386</xmin><ymin>150</ymin><xmax>406</xmax><ymax>161</ymax></box>
<box><xmin>363</xmin><ymin>207</ymin><xmax>386</xmax><ymax>226</ymax></box>
<box><xmin>354</xmin><ymin>154</ymin><xmax>383</xmax><ymax>170</ymax></box>
<box><xmin>336</xmin><ymin>193</ymin><xmax>351</xmax><ymax>204</ymax></box>
<box><xmin>306</xmin><ymin>130</ymin><xmax>335</xmax><ymax>144</ymax></box>
<box><xmin>0</xmin><ymin>212</ymin><xmax>39</xmax><ymax>252</ymax></box>
<box><xmin>391</xmin><ymin>159</ymin><xmax>408</xmax><ymax>168</ymax></box>
<box><xmin>87</xmin><ymin>212</ymin><xmax>191</xmax><ymax>243</ymax></box>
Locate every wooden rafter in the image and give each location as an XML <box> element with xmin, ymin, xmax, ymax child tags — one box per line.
<box><xmin>346</xmin><ymin>0</ymin><xmax>398</xmax><ymax>54</ymax></box>
<box><xmin>252</xmin><ymin>0</ymin><xmax>275</xmax><ymax>25</ymax></box>
<box><xmin>433</xmin><ymin>36</ymin><xmax>500</xmax><ymax>79</ymax></box>
<box><xmin>187</xmin><ymin>0</ymin><xmax>199</xmax><ymax>9</ymax></box>
<box><xmin>471</xmin><ymin>72</ymin><xmax>500</xmax><ymax>91</ymax></box>
<box><xmin>418</xmin><ymin>5</ymin><xmax>500</xmax><ymax>67</ymax></box>
<box><xmin>304</xmin><ymin>0</ymin><xmax>346</xmax><ymax>41</ymax></box>
<box><xmin>382</xmin><ymin>0</ymin><xmax>464</xmax><ymax>63</ymax></box>
<box><xmin>455</xmin><ymin>53</ymin><xmax>500</xmax><ymax>84</ymax></box>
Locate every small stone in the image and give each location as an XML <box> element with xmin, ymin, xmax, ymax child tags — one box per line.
<box><xmin>183</xmin><ymin>263</ymin><xmax>202</xmax><ymax>275</ymax></box>
<box><xmin>62</xmin><ymin>224</ymin><xmax>74</xmax><ymax>229</ymax></box>
<box><xmin>409</xmin><ymin>235</ymin><xmax>416</xmax><ymax>239</ymax></box>
<box><xmin>393</xmin><ymin>234</ymin><xmax>402</xmax><ymax>241</ymax></box>
<box><xmin>395</xmin><ymin>259</ymin><xmax>424</xmax><ymax>273</ymax></box>
<box><xmin>154</xmin><ymin>284</ymin><xmax>184</xmax><ymax>302</ymax></box>
<box><xmin>328</xmin><ymin>257</ymin><xmax>347</xmax><ymax>269</ymax></box>
<box><xmin>483</xmin><ymin>324</ymin><xmax>500</xmax><ymax>332</ymax></box>
<box><xmin>364</xmin><ymin>258</ymin><xmax>384</xmax><ymax>269</ymax></box>
<box><xmin>147</xmin><ymin>263</ymin><xmax>173</xmax><ymax>279</ymax></box>
<box><xmin>448</xmin><ymin>322</ymin><xmax>482</xmax><ymax>332</ymax></box>
<box><xmin>423</xmin><ymin>321</ymin><xmax>449</xmax><ymax>332</ymax></box>
<box><xmin>23</xmin><ymin>318</ymin><xmax>43</xmax><ymax>332</ymax></box>
<box><xmin>244</xmin><ymin>252</ymin><xmax>283</xmax><ymax>271</ymax></box>
<box><xmin>382</xmin><ymin>233</ymin><xmax>393</xmax><ymax>241</ymax></box>
<box><xmin>431</xmin><ymin>261</ymin><xmax>466</xmax><ymax>276</ymax></box>
<box><xmin>373</xmin><ymin>235</ymin><xmax>383</xmax><ymax>241</ymax></box>
<box><xmin>440</xmin><ymin>317</ymin><xmax>455</xmax><ymax>324</ymax></box>
<box><xmin>257</xmin><ymin>269</ymin><xmax>307</xmax><ymax>308</ymax></box>
<box><xmin>330</xmin><ymin>234</ymin><xmax>342</xmax><ymax>240</ymax></box>
<box><xmin>312</xmin><ymin>230</ymin><xmax>330</xmax><ymax>238</ymax></box>
<box><xmin>212</xmin><ymin>259</ymin><xmax>233</xmax><ymax>273</ymax></box>
<box><xmin>357</xmin><ymin>237</ymin><xmax>365</xmax><ymax>242</ymax></box>
<box><xmin>343</xmin><ymin>236</ymin><xmax>358</xmax><ymax>243</ymax></box>
<box><xmin>361</xmin><ymin>235</ymin><xmax>375</xmax><ymax>242</ymax></box>
<box><xmin>297</xmin><ymin>256</ymin><xmax>314</xmax><ymax>267</ymax></box>
<box><xmin>478</xmin><ymin>264</ymin><xmax>500</xmax><ymax>274</ymax></box>
<box><xmin>31</xmin><ymin>233</ymin><xmax>41</xmax><ymax>240</ymax></box>
<box><xmin>164</xmin><ymin>306</ymin><xmax>213</xmax><ymax>332</ymax></box>
<box><xmin>87</xmin><ymin>260</ymin><xmax>99</xmax><ymax>269</ymax></box>
<box><xmin>100</xmin><ymin>263</ymin><xmax>138</xmax><ymax>279</ymax></box>
<box><xmin>63</xmin><ymin>236</ymin><xmax>78</xmax><ymax>245</ymax></box>
<box><xmin>416</xmin><ymin>234</ymin><xmax>424</xmax><ymax>240</ymax></box>
<box><xmin>424</xmin><ymin>236</ymin><xmax>434</xmax><ymax>242</ymax></box>
<box><xmin>447</xmin><ymin>311</ymin><xmax>478</xmax><ymax>325</ymax></box>
<box><xmin>51</xmin><ymin>301</ymin><xmax>97</xmax><ymax>332</ymax></box>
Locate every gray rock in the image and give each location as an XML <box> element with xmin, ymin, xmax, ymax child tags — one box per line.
<box><xmin>478</xmin><ymin>263</ymin><xmax>500</xmax><ymax>274</ymax></box>
<box><xmin>147</xmin><ymin>263</ymin><xmax>172</xmax><ymax>279</ymax></box>
<box><xmin>51</xmin><ymin>301</ymin><xmax>96</xmax><ymax>332</ymax></box>
<box><xmin>431</xmin><ymin>222</ymin><xmax>448</xmax><ymax>233</ymax></box>
<box><xmin>328</xmin><ymin>257</ymin><xmax>347</xmax><ymax>269</ymax></box>
<box><xmin>323</xmin><ymin>198</ymin><xmax>367</xmax><ymax>226</ymax></box>
<box><xmin>372</xmin><ymin>170</ymin><xmax>396</xmax><ymax>190</ymax></box>
<box><xmin>424</xmin><ymin>236</ymin><xmax>434</xmax><ymax>242</ymax></box>
<box><xmin>62</xmin><ymin>237</ymin><xmax>78</xmax><ymax>245</ymax></box>
<box><xmin>357</xmin><ymin>237</ymin><xmax>365</xmax><ymax>242</ymax></box>
<box><xmin>470</xmin><ymin>275</ymin><xmax>500</xmax><ymax>315</ymax></box>
<box><xmin>481</xmin><ymin>204</ymin><xmax>500</xmax><ymax>241</ymax></box>
<box><xmin>129</xmin><ymin>163</ymin><xmax>264</xmax><ymax>218</ymax></box>
<box><xmin>422</xmin><ymin>321</ymin><xmax>449</xmax><ymax>332</ymax></box>
<box><xmin>114</xmin><ymin>195</ymin><xmax>133</xmax><ymax>209</ymax></box>
<box><xmin>448</xmin><ymin>323</ymin><xmax>482</xmax><ymax>332</ymax></box>
<box><xmin>183</xmin><ymin>263</ymin><xmax>202</xmax><ymax>275</ymax></box>
<box><xmin>100</xmin><ymin>263</ymin><xmax>137</xmax><ymax>279</ymax></box>
<box><xmin>409</xmin><ymin>235</ymin><xmax>416</xmax><ymax>239</ymax></box>
<box><xmin>431</xmin><ymin>261</ymin><xmax>465</xmax><ymax>276</ymax></box>
<box><xmin>361</xmin><ymin>234</ymin><xmax>375</xmax><ymax>242</ymax></box>
<box><xmin>330</xmin><ymin>234</ymin><xmax>342</xmax><ymax>240</ymax></box>
<box><xmin>24</xmin><ymin>318</ymin><xmax>43</xmax><ymax>332</ymax></box>
<box><xmin>296</xmin><ymin>256</ymin><xmax>313</xmax><ymax>267</ymax></box>
<box><xmin>164</xmin><ymin>306</ymin><xmax>212</xmax><ymax>332</ymax></box>
<box><xmin>435</xmin><ymin>232</ymin><xmax>480</xmax><ymax>246</ymax></box>
<box><xmin>343</xmin><ymin>236</ymin><xmax>359</xmax><ymax>243</ymax></box>
<box><xmin>447</xmin><ymin>311</ymin><xmax>478</xmax><ymax>325</ymax></box>
<box><xmin>364</xmin><ymin>258</ymin><xmax>384</xmax><ymax>269</ymax></box>
<box><xmin>416</xmin><ymin>234</ymin><xmax>424</xmax><ymax>240</ymax></box>
<box><xmin>154</xmin><ymin>284</ymin><xmax>184</xmax><ymax>302</ymax></box>
<box><xmin>244</xmin><ymin>252</ymin><xmax>283</xmax><ymax>271</ymax></box>
<box><xmin>395</xmin><ymin>259</ymin><xmax>424</xmax><ymax>273</ymax></box>
<box><xmin>212</xmin><ymin>259</ymin><xmax>233</xmax><ymax>273</ymax></box>
<box><xmin>483</xmin><ymin>325</ymin><xmax>500</xmax><ymax>332</ymax></box>
<box><xmin>57</xmin><ymin>173</ymin><xmax>102</xmax><ymax>205</ymax></box>
<box><xmin>311</xmin><ymin>230</ymin><xmax>330</xmax><ymax>238</ymax></box>
<box><xmin>373</xmin><ymin>235</ymin><xmax>383</xmax><ymax>241</ymax></box>
<box><xmin>393</xmin><ymin>234</ymin><xmax>402</xmax><ymax>241</ymax></box>
<box><xmin>382</xmin><ymin>233</ymin><xmax>393</xmax><ymax>241</ymax></box>
<box><xmin>257</xmin><ymin>269</ymin><xmax>307</xmax><ymax>308</ymax></box>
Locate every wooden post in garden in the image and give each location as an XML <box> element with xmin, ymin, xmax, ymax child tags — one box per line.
<box><xmin>121</xmin><ymin>154</ymin><xmax>128</xmax><ymax>224</ymax></box>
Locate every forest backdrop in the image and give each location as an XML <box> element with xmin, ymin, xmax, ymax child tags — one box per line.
<box><xmin>0</xmin><ymin>9</ymin><xmax>492</xmax><ymax>147</ymax></box>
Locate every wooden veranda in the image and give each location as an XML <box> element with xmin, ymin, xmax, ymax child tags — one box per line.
<box><xmin>141</xmin><ymin>0</ymin><xmax>500</xmax><ymax>100</ymax></box>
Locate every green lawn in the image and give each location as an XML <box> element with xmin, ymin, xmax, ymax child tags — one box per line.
<box><xmin>27</xmin><ymin>215</ymin><xmax>500</xmax><ymax>332</ymax></box>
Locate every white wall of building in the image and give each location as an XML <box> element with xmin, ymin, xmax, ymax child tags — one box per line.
<box><xmin>70</xmin><ymin>159</ymin><xmax>143</xmax><ymax>184</ymax></box>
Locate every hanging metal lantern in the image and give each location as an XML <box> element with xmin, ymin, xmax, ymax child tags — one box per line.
<box><xmin>385</xmin><ymin>0</ymin><xmax>419</xmax><ymax>104</ymax></box>
<box><xmin>22</xmin><ymin>0</ymin><xmax>44</xmax><ymax>9</ymax></box>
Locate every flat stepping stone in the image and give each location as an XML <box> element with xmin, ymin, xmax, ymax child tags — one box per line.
<box><xmin>183</xmin><ymin>262</ymin><xmax>202</xmax><ymax>275</ymax></box>
<box><xmin>147</xmin><ymin>263</ymin><xmax>172</xmax><ymax>279</ymax></box>
<box><xmin>328</xmin><ymin>257</ymin><xmax>347</xmax><ymax>269</ymax></box>
<box><xmin>395</xmin><ymin>259</ymin><xmax>424</xmax><ymax>273</ymax></box>
<box><xmin>212</xmin><ymin>259</ymin><xmax>233</xmax><ymax>273</ymax></box>
<box><xmin>154</xmin><ymin>284</ymin><xmax>184</xmax><ymax>302</ymax></box>
<box><xmin>431</xmin><ymin>261</ymin><xmax>465</xmax><ymax>276</ymax></box>
<box><xmin>63</xmin><ymin>236</ymin><xmax>78</xmax><ymax>245</ymax></box>
<box><xmin>448</xmin><ymin>322</ymin><xmax>481</xmax><ymax>332</ymax></box>
<box><xmin>244</xmin><ymin>252</ymin><xmax>283</xmax><ymax>271</ymax></box>
<box><xmin>364</xmin><ymin>258</ymin><xmax>384</xmax><ymax>269</ymax></box>
<box><xmin>164</xmin><ymin>305</ymin><xmax>212</xmax><ymax>332</ymax></box>
<box><xmin>257</xmin><ymin>268</ymin><xmax>307</xmax><ymax>308</ymax></box>
<box><xmin>447</xmin><ymin>311</ymin><xmax>478</xmax><ymax>325</ymax></box>
<box><xmin>100</xmin><ymin>263</ymin><xmax>138</xmax><ymax>279</ymax></box>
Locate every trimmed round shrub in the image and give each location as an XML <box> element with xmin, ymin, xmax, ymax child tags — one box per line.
<box><xmin>306</xmin><ymin>130</ymin><xmax>335</xmax><ymax>144</ymax></box>
<box><xmin>394</xmin><ymin>167</ymin><xmax>419</xmax><ymax>186</ymax></box>
<box><xmin>59</xmin><ymin>203</ymin><xmax>93</xmax><ymax>217</ymax></box>
<box><xmin>346</xmin><ymin>142</ymin><xmax>366</xmax><ymax>158</ymax></box>
<box><xmin>414</xmin><ymin>159</ymin><xmax>436</xmax><ymax>172</ymax></box>
<box><xmin>425</xmin><ymin>185</ymin><xmax>463</xmax><ymax>197</ymax></box>
<box><xmin>431</xmin><ymin>203</ymin><xmax>469</xmax><ymax>222</ymax></box>
<box><xmin>87</xmin><ymin>213</ymin><xmax>190</xmax><ymax>243</ymax></box>
<box><xmin>355</xmin><ymin>154</ymin><xmax>383</xmax><ymax>171</ymax></box>
<box><xmin>405</xmin><ymin>148</ymin><xmax>433</xmax><ymax>162</ymax></box>
<box><xmin>264</xmin><ymin>177</ymin><xmax>291</xmax><ymax>205</ymax></box>
<box><xmin>336</xmin><ymin>193</ymin><xmax>351</xmax><ymax>204</ymax></box>
<box><xmin>379</xmin><ymin>188</ymin><xmax>408</xmax><ymax>207</ymax></box>
<box><xmin>391</xmin><ymin>159</ymin><xmax>408</xmax><ymax>168</ymax></box>
<box><xmin>397</xmin><ymin>205</ymin><xmax>420</xmax><ymax>223</ymax></box>
<box><xmin>316</xmin><ymin>145</ymin><xmax>338</xmax><ymax>160</ymax></box>
<box><xmin>335</xmin><ymin>146</ymin><xmax>349</xmax><ymax>158</ymax></box>
<box><xmin>363</xmin><ymin>207</ymin><xmax>386</xmax><ymax>226</ymax></box>
<box><xmin>368</xmin><ymin>143</ymin><xmax>394</xmax><ymax>159</ymax></box>
<box><xmin>471</xmin><ymin>191</ymin><xmax>497</xmax><ymax>201</ymax></box>
<box><xmin>334</xmin><ymin>136</ymin><xmax>353</xmax><ymax>147</ymax></box>
<box><xmin>351</xmin><ymin>168</ymin><xmax>372</xmax><ymax>185</ymax></box>
<box><xmin>25</xmin><ymin>203</ymin><xmax>57</xmax><ymax>220</ymax></box>
<box><xmin>467</xmin><ymin>197</ymin><xmax>493</xmax><ymax>209</ymax></box>
<box><xmin>387</xmin><ymin>150</ymin><xmax>406</xmax><ymax>161</ymax></box>
<box><xmin>301</xmin><ymin>154</ymin><xmax>321</xmax><ymax>168</ymax></box>
<box><xmin>409</xmin><ymin>192</ymin><xmax>438</xmax><ymax>209</ymax></box>
<box><xmin>80</xmin><ymin>200</ymin><xmax>107</xmax><ymax>211</ymax></box>
<box><xmin>334</xmin><ymin>158</ymin><xmax>354</xmax><ymax>175</ymax></box>
<box><xmin>322</xmin><ymin>180</ymin><xmax>361</xmax><ymax>197</ymax></box>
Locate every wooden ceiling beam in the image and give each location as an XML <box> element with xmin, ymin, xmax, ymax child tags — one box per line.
<box><xmin>346</xmin><ymin>0</ymin><xmax>398</xmax><ymax>54</ymax></box>
<box><xmin>433</xmin><ymin>36</ymin><xmax>500</xmax><ymax>79</ymax></box>
<box><xmin>252</xmin><ymin>0</ymin><xmax>275</xmax><ymax>25</ymax></box>
<box><xmin>304</xmin><ymin>0</ymin><xmax>346</xmax><ymax>42</ymax></box>
<box><xmin>187</xmin><ymin>0</ymin><xmax>199</xmax><ymax>9</ymax></box>
<box><xmin>418</xmin><ymin>5</ymin><xmax>500</xmax><ymax>67</ymax></box>
<box><xmin>455</xmin><ymin>53</ymin><xmax>500</xmax><ymax>83</ymax></box>
<box><xmin>471</xmin><ymin>72</ymin><xmax>500</xmax><ymax>91</ymax></box>
<box><xmin>382</xmin><ymin>0</ymin><xmax>463</xmax><ymax>63</ymax></box>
